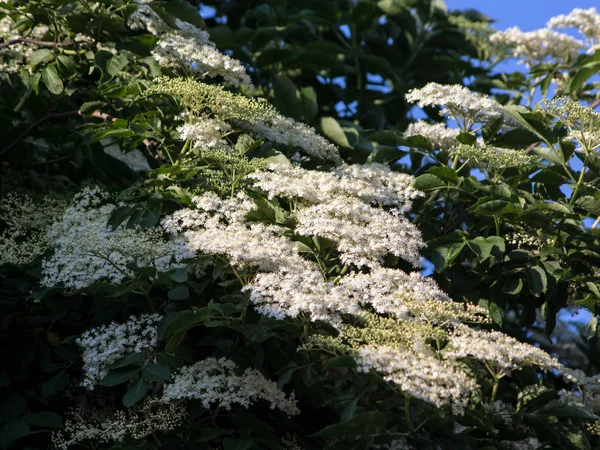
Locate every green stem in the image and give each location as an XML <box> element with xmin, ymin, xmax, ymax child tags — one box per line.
<box><xmin>489</xmin><ymin>376</ymin><xmax>500</xmax><ymax>411</ymax></box>
<box><xmin>405</xmin><ymin>396</ymin><xmax>414</xmax><ymax>432</ymax></box>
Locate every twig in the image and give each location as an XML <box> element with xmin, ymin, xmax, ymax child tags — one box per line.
<box><xmin>589</xmin><ymin>98</ymin><xmax>600</xmax><ymax>109</ymax></box>
<box><xmin>0</xmin><ymin>37</ymin><xmax>80</xmax><ymax>50</ymax></box>
<box><xmin>0</xmin><ymin>109</ymin><xmax>79</xmax><ymax>156</ymax></box>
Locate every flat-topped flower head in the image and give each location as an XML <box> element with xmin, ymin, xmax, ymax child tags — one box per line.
<box><xmin>451</xmin><ymin>143</ymin><xmax>536</xmax><ymax>167</ymax></box>
<box><xmin>405</xmin><ymin>83</ymin><xmax>503</xmax><ymax>131</ymax></box>
<box><xmin>490</xmin><ymin>27</ymin><xmax>584</xmax><ymax>66</ymax></box>
<box><xmin>541</xmin><ymin>97</ymin><xmax>600</xmax><ymax>153</ymax></box>
<box><xmin>405</xmin><ymin>121</ymin><xmax>460</xmax><ymax>150</ymax></box>
<box><xmin>162</xmin><ymin>357</ymin><xmax>299</xmax><ymax>416</ymax></box>
<box><xmin>547</xmin><ymin>8</ymin><xmax>600</xmax><ymax>52</ymax></box>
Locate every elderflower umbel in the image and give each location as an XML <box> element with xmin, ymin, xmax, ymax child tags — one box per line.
<box><xmin>489</xmin><ymin>27</ymin><xmax>584</xmax><ymax>66</ymax></box>
<box><xmin>52</xmin><ymin>397</ymin><xmax>185</xmax><ymax>449</ymax></box>
<box><xmin>76</xmin><ymin>314</ymin><xmax>161</xmax><ymax>389</ymax></box>
<box><xmin>405</xmin><ymin>83</ymin><xmax>503</xmax><ymax>130</ymax></box>
<box><xmin>162</xmin><ymin>357</ymin><xmax>299</xmax><ymax>416</ymax></box>
<box><xmin>547</xmin><ymin>8</ymin><xmax>600</xmax><ymax>53</ymax></box>
<box><xmin>41</xmin><ymin>187</ymin><xmax>193</xmax><ymax>290</ymax></box>
<box><xmin>541</xmin><ymin>97</ymin><xmax>600</xmax><ymax>153</ymax></box>
<box><xmin>126</xmin><ymin>5</ymin><xmax>169</xmax><ymax>36</ymax></box>
<box><xmin>176</xmin><ymin>113</ymin><xmax>231</xmax><ymax>150</ymax></box>
<box><xmin>295</xmin><ymin>195</ymin><xmax>424</xmax><ymax>268</ymax></box>
<box><xmin>248</xmin><ymin>163</ymin><xmax>422</xmax><ymax>211</ymax></box>
<box><xmin>356</xmin><ymin>344</ymin><xmax>477</xmax><ymax>415</ymax></box>
<box><xmin>444</xmin><ymin>326</ymin><xmax>561</xmax><ymax>375</ymax></box>
<box><xmin>451</xmin><ymin>143</ymin><xmax>535</xmax><ymax>167</ymax></box>
<box><xmin>405</xmin><ymin>121</ymin><xmax>460</xmax><ymax>150</ymax></box>
<box><xmin>0</xmin><ymin>194</ymin><xmax>65</xmax><ymax>266</ymax></box>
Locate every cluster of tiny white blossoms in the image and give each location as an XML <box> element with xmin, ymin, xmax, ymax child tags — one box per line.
<box><xmin>547</xmin><ymin>7</ymin><xmax>600</xmax><ymax>53</ymax></box>
<box><xmin>0</xmin><ymin>13</ymin><xmax>50</xmax><ymax>73</ymax></box>
<box><xmin>405</xmin><ymin>82</ymin><xmax>503</xmax><ymax>129</ymax></box>
<box><xmin>404</xmin><ymin>121</ymin><xmax>460</xmax><ymax>150</ymax></box>
<box><xmin>162</xmin><ymin>357</ymin><xmax>299</xmax><ymax>416</ymax></box>
<box><xmin>52</xmin><ymin>398</ymin><xmax>186</xmax><ymax>449</ymax></box>
<box><xmin>76</xmin><ymin>314</ymin><xmax>161</xmax><ymax>389</ymax></box>
<box><xmin>451</xmin><ymin>143</ymin><xmax>535</xmax><ymax>168</ymax></box>
<box><xmin>444</xmin><ymin>326</ymin><xmax>561</xmax><ymax>375</ymax></box>
<box><xmin>248</xmin><ymin>163</ymin><xmax>421</xmax><ymax>211</ymax></box>
<box><xmin>541</xmin><ymin>97</ymin><xmax>600</xmax><ymax>153</ymax></box>
<box><xmin>41</xmin><ymin>187</ymin><xmax>193</xmax><ymax>290</ymax></box>
<box><xmin>132</xmin><ymin>6</ymin><xmax>252</xmax><ymax>88</ymax></box>
<box><xmin>0</xmin><ymin>193</ymin><xmax>65</xmax><ymax>266</ymax></box>
<box><xmin>148</xmin><ymin>77</ymin><xmax>341</xmax><ymax>163</ymax></box>
<box><xmin>356</xmin><ymin>344</ymin><xmax>477</xmax><ymax>415</ymax></box>
<box><xmin>489</xmin><ymin>26</ymin><xmax>584</xmax><ymax>66</ymax></box>
<box><xmin>176</xmin><ymin>112</ymin><xmax>231</xmax><ymax>150</ymax></box>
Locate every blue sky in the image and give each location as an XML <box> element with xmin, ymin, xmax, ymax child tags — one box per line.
<box><xmin>446</xmin><ymin>0</ymin><xmax>598</xmax><ymax>30</ymax></box>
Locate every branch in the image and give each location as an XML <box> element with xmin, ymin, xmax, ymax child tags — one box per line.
<box><xmin>0</xmin><ymin>37</ymin><xmax>82</xmax><ymax>50</ymax></box>
<box><xmin>89</xmin><ymin>111</ymin><xmax>155</xmax><ymax>151</ymax></box>
<box><xmin>1</xmin><ymin>109</ymin><xmax>155</xmax><ymax>158</ymax></box>
<box><xmin>0</xmin><ymin>110</ymin><xmax>79</xmax><ymax>157</ymax></box>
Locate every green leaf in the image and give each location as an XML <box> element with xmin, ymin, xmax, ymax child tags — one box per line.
<box><xmin>41</xmin><ymin>370</ymin><xmax>68</xmax><ymax>398</ymax></box>
<box><xmin>79</xmin><ymin>101</ymin><xmax>105</xmax><ymax>116</ymax></box>
<box><xmin>527</xmin><ymin>266</ymin><xmax>548</xmax><ymax>296</ymax></box>
<box><xmin>323</xmin><ymin>356</ymin><xmax>356</xmax><ymax>370</ymax></box>
<box><xmin>321</xmin><ymin>117</ymin><xmax>352</xmax><ymax>148</ymax></box>
<box><xmin>24</xmin><ymin>412</ymin><xmax>63</xmax><ymax>429</ymax></box>
<box><xmin>586</xmin><ymin>316</ymin><xmax>598</xmax><ymax>341</ymax></box>
<box><xmin>0</xmin><ymin>421</ymin><xmax>30</xmax><ymax>449</ymax></box>
<box><xmin>272</xmin><ymin>75</ymin><xmax>301</xmax><ymax>121</ymax></box>
<box><xmin>107</xmin><ymin>54</ymin><xmax>128</xmax><ymax>76</ymax></box>
<box><xmin>122</xmin><ymin>377</ymin><xmax>148</xmax><ymax>408</ymax></box>
<box><xmin>143</xmin><ymin>364</ymin><xmax>171</xmax><ymax>382</ymax></box>
<box><xmin>428</xmin><ymin>166</ymin><xmax>458</xmax><ymax>184</ymax></box>
<box><xmin>161</xmin><ymin>309</ymin><xmax>206</xmax><ymax>339</ymax></box>
<box><xmin>576</xmin><ymin>196</ymin><xmax>600</xmax><ymax>216</ymax></box>
<box><xmin>0</xmin><ymin>394</ymin><xmax>26</xmax><ymax>421</ymax></box>
<box><xmin>424</xmin><ymin>231</ymin><xmax>467</xmax><ymax>271</ymax></box>
<box><xmin>168</xmin><ymin>284</ymin><xmax>189</xmax><ymax>301</ymax></box>
<box><xmin>538</xmin><ymin>398</ymin><xmax>599</xmax><ymax>420</ymax></box>
<box><xmin>312</xmin><ymin>412</ymin><xmax>386</xmax><ymax>438</ymax></box>
<box><xmin>473</xmin><ymin>200</ymin><xmax>519</xmax><ymax>216</ymax></box>
<box><xmin>99</xmin><ymin>368</ymin><xmax>140</xmax><ymax>387</ymax></box>
<box><xmin>469</xmin><ymin>236</ymin><xmax>504</xmax><ymax>261</ymax></box>
<box><xmin>108</xmin><ymin>352</ymin><xmax>147</xmax><ymax>370</ymax></box>
<box><xmin>154</xmin><ymin>0</ymin><xmax>205</xmax><ymax>28</ymax></box>
<box><xmin>413</xmin><ymin>173</ymin><xmax>445</xmax><ymax>191</ymax></box>
<box><xmin>29</xmin><ymin>49</ymin><xmax>54</xmax><ymax>69</ymax></box>
<box><xmin>569</xmin><ymin>66</ymin><xmax>598</xmax><ymax>93</ymax></box>
<box><xmin>41</xmin><ymin>65</ymin><xmax>64</xmax><ymax>95</ymax></box>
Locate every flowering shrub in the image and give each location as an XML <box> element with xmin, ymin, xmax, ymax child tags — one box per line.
<box><xmin>1</xmin><ymin>1</ymin><xmax>600</xmax><ymax>450</ymax></box>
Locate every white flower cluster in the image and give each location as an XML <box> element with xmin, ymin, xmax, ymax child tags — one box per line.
<box><xmin>357</xmin><ymin>344</ymin><xmax>477</xmax><ymax>414</ymax></box>
<box><xmin>405</xmin><ymin>83</ymin><xmax>503</xmax><ymax>129</ymax></box>
<box><xmin>52</xmin><ymin>398</ymin><xmax>185</xmax><ymax>449</ymax></box>
<box><xmin>76</xmin><ymin>314</ymin><xmax>161</xmax><ymax>389</ymax></box>
<box><xmin>444</xmin><ymin>326</ymin><xmax>561</xmax><ymax>374</ymax></box>
<box><xmin>249</xmin><ymin>163</ymin><xmax>421</xmax><ymax>211</ymax></box>
<box><xmin>0</xmin><ymin>14</ymin><xmax>50</xmax><ymax>73</ymax></box>
<box><xmin>244</xmin><ymin>115</ymin><xmax>342</xmax><ymax>164</ymax></box>
<box><xmin>490</xmin><ymin>26</ymin><xmax>584</xmax><ymax>66</ymax></box>
<box><xmin>126</xmin><ymin>5</ymin><xmax>169</xmax><ymax>36</ymax></box>
<box><xmin>41</xmin><ymin>187</ymin><xmax>193</xmax><ymax>290</ymax></box>
<box><xmin>176</xmin><ymin>113</ymin><xmax>231</xmax><ymax>150</ymax></box>
<box><xmin>405</xmin><ymin>121</ymin><xmax>460</xmax><ymax>150</ymax></box>
<box><xmin>547</xmin><ymin>7</ymin><xmax>600</xmax><ymax>53</ymax></box>
<box><xmin>162</xmin><ymin>357</ymin><xmax>299</xmax><ymax>416</ymax></box>
<box><xmin>295</xmin><ymin>196</ymin><xmax>423</xmax><ymax>268</ymax></box>
<box><xmin>0</xmin><ymin>193</ymin><xmax>65</xmax><ymax>266</ymax></box>
<box><xmin>151</xmin><ymin>24</ymin><xmax>252</xmax><ymax>88</ymax></box>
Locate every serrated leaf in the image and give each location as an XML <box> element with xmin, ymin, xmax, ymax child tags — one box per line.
<box><xmin>99</xmin><ymin>368</ymin><xmax>140</xmax><ymax>387</ymax></box>
<box><xmin>321</xmin><ymin>117</ymin><xmax>352</xmax><ymax>148</ymax></box>
<box><xmin>527</xmin><ymin>266</ymin><xmax>548</xmax><ymax>296</ymax></box>
<box><xmin>107</xmin><ymin>54</ymin><xmax>128</xmax><ymax>76</ymax></box>
<box><xmin>29</xmin><ymin>49</ymin><xmax>54</xmax><ymax>69</ymax></box>
<box><xmin>143</xmin><ymin>364</ymin><xmax>171</xmax><ymax>382</ymax></box>
<box><xmin>0</xmin><ymin>420</ymin><xmax>30</xmax><ymax>449</ymax></box>
<box><xmin>41</xmin><ymin>370</ymin><xmax>67</xmax><ymax>398</ymax></box>
<box><xmin>414</xmin><ymin>173</ymin><xmax>445</xmax><ymax>191</ymax></box>
<box><xmin>41</xmin><ymin>65</ymin><xmax>64</xmax><ymax>95</ymax></box>
<box><xmin>168</xmin><ymin>284</ymin><xmax>189</xmax><ymax>301</ymax></box>
<box><xmin>122</xmin><ymin>377</ymin><xmax>148</xmax><ymax>408</ymax></box>
<box><xmin>24</xmin><ymin>412</ymin><xmax>63</xmax><ymax>429</ymax></box>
